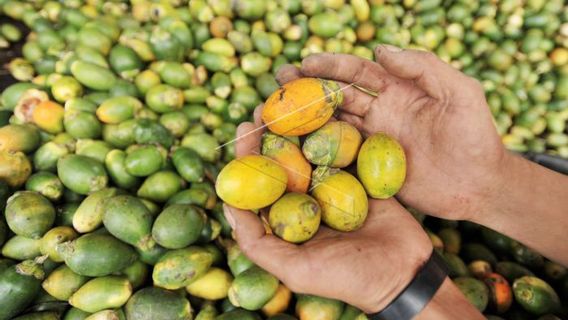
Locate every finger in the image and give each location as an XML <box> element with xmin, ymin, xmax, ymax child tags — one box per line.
<box><xmin>337</xmin><ymin>112</ymin><xmax>365</xmax><ymax>133</ymax></box>
<box><xmin>374</xmin><ymin>45</ymin><xmax>469</xmax><ymax>100</ymax></box>
<box><xmin>276</xmin><ymin>64</ymin><xmax>303</xmax><ymax>85</ymax></box>
<box><xmin>301</xmin><ymin>53</ymin><xmax>393</xmax><ymax>93</ymax></box>
<box><xmin>337</xmin><ymin>81</ymin><xmax>376</xmax><ymax>117</ymax></box>
<box><xmin>253</xmin><ymin>104</ymin><xmax>264</xmax><ymax>126</ymax></box>
<box><xmin>236</xmin><ymin>122</ymin><xmax>263</xmax><ymax>157</ymax></box>
<box><xmin>224</xmin><ymin>205</ymin><xmax>303</xmax><ymax>284</ymax></box>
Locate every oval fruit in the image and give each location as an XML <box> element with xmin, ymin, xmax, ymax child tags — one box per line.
<box><xmin>40</xmin><ymin>226</ymin><xmax>78</xmax><ymax>262</ymax></box>
<box><xmin>103</xmin><ymin>195</ymin><xmax>155</xmax><ymax>250</ymax></box>
<box><xmin>125</xmin><ymin>287</ymin><xmax>192</xmax><ymax>320</ymax></box>
<box><xmin>269</xmin><ymin>193</ymin><xmax>321</xmax><ymax>243</ymax></box>
<box><xmin>186</xmin><ymin>267</ymin><xmax>233</xmax><ymax>300</ymax></box>
<box><xmin>513</xmin><ymin>276</ymin><xmax>561</xmax><ymax>315</ymax></box>
<box><xmin>454</xmin><ymin>277</ymin><xmax>489</xmax><ymax>312</ymax></box>
<box><xmin>152</xmin><ymin>204</ymin><xmax>206</xmax><ymax>249</ymax></box>
<box><xmin>152</xmin><ymin>246</ymin><xmax>213</xmax><ymax>290</ymax></box>
<box><xmin>42</xmin><ymin>265</ymin><xmax>89</xmax><ymax>301</ymax></box>
<box><xmin>295</xmin><ymin>294</ymin><xmax>344</xmax><ymax>320</ymax></box>
<box><xmin>261</xmin><ymin>132</ymin><xmax>311</xmax><ymax>193</ymax></box>
<box><xmin>311</xmin><ymin>167</ymin><xmax>368</xmax><ymax>232</ymax></box>
<box><xmin>69</xmin><ymin>276</ymin><xmax>132</xmax><ymax>313</ymax></box>
<box><xmin>0</xmin><ymin>150</ymin><xmax>32</xmax><ymax>188</ymax></box>
<box><xmin>5</xmin><ymin>191</ymin><xmax>55</xmax><ymax>239</ymax></box>
<box><xmin>216</xmin><ymin>155</ymin><xmax>287</xmax><ymax>210</ymax></box>
<box><xmin>302</xmin><ymin>121</ymin><xmax>362</xmax><ymax>168</ymax></box>
<box><xmin>484</xmin><ymin>273</ymin><xmax>513</xmax><ymax>314</ymax></box>
<box><xmin>228</xmin><ymin>266</ymin><xmax>279</xmax><ymax>311</ymax></box>
<box><xmin>261</xmin><ymin>78</ymin><xmax>343</xmax><ymax>136</ymax></box>
<box><xmin>262</xmin><ymin>284</ymin><xmax>292</xmax><ymax>317</ymax></box>
<box><xmin>357</xmin><ymin>132</ymin><xmax>406</xmax><ymax>199</ymax></box>
<box><xmin>57</xmin><ymin>154</ymin><xmax>108</xmax><ymax>195</ymax></box>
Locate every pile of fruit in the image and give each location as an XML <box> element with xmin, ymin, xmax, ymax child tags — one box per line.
<box><xmin>0</xmin><ymin>0</ymin><xmax>566</xmax><ymax>319</ymax></box>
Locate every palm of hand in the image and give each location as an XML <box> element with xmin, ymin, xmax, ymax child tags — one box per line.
<box><xmin>279</xmin><ymin>49</ymin><xmax>507</xmax><ymax>220</ymax></box>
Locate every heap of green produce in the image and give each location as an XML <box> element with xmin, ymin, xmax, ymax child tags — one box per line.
<box><xmin>0</xmin><ymin>0</ymin><xmax>565</xmax><ymax>319</ymax></box>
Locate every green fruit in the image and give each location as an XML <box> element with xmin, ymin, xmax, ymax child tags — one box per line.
<box><xmin>295</xmin><ymin>294</ymin><xmax>344</xmax><ymax>320</ymax></box>
<box><xmin>438</xmin><ymin>228</ymin><xmax>462</xmax><ymax>255</ymax></box>
<box><xmin>136</xmin><ymin>244</ymin><xmax>168</xmax><ymax>266</ymax></box>
<box><xmin>57</xmin><ymin>233</ymin><xmax>137</xmax><ymax>277</ymax></box>
<box><xmin>0</xmin><ymin>124</ymin><xmax>41</xmax><ymax>153</ymax></box>
<box><xmin>75</xmin><ymin>139</ymin><xmax>112</xmax><ymax>164</ymax></box>
<box><xmin>339</xmin><ymin>305</ymin><xmax>366</xmax><ymax>320</ymax></box>
<box><xmin>64</xmin><ymin>110</ymin><xmax>102</xmax><ymax>140</ymax></box>
<box><xmin>461</xmin><ymin>243</ymin><xmax>498</xmax><ymax>266</ymax></box>
<box><xmin>145</xmin><ymin>84</ymin><xmax>184</xmax><ymax>113</ymax></box>
<box><xmin>64</xmin><ymin>307</ymin><xmax>91</xmax><ymax>320</ymax></box>
<box><xmin>40</xmin><ymin>226</ymin><xmax>78</xmax><ymax>262</ymax></box>
<box><xmin>5</xmin><ymin>191</ymin><xmax>55</xmax><ymax>239</ymax></box>
<box><xmin>103</xmin><ymin>195</ymin><xmax>154</xmax><ymax>250</ymax></box>
<box><xmin>166</xmin><ymin>188</ymin><xmax>210</xmax><ymax>208</ymax></box>
<box><xmin>226</xmin><ymin>240</ymin><xmax>255</xmax><ymax>276</ymax></box>
<box><xmin>25</xmin><ymin>171</ymin><xmax>64</xmax><ymax>201</ymax></box>
<box><xmin>1</xmin><ymin>235</ymin><xmax>42</xmax><ymax>260</ymax></box>
<box><xmin>105</xmin><ymin>150</ymin><xmax>140</xmax><ymax>189</ymax></box>
<box><xmin>97</xmin><ymin>96</ymin><xmax>143</xmax><ymax>124</ymax></box>
<box><xmin>84</xmin><ymin>310</ymin><xmax>124</xmax><ymax>320</ymax></box>
<box><xmin>0</xmin><ymin>150</ymin><xmax>32</xmax><ymax>188</ymax></box>
<box><xmin>109</xmin><ymin>44</ymin><xmax>143</xmax><ymax>75</ymax></box>
<box><xmin>137</xmin><ymin>171</ymin><xmax>183</xmax><ymax>203</ymax></box>
<box><xmin>69</xmin><ymin>276</ymin><xmax>132</xmax><ymax>313</ymax></box>
<box><xmin>102</xmin><ymin>121</ymin><xmax>137</xmax><ymax>149</ymax></box>
<box><xmin>13</xmin><ymin>311</ymin><xmax>60</xmax><ymax>320</ymax></box>
<box><xmin>513</xmin><ymin>276</ymin><xmax>561</xmax><ymax>315</ymax></box>
<box><xmin>442</xmin><ymin>252</ymin><xmax>470</xmax><ymax>278</ymax></box>
<box><xmin>228</xmin><ymin>266</ymin><xmax>279</xmax><ymax>311</ymax></box>
<box><xmin>215</xmin><ymin>309</ymin><xmax>261</xmax><ymax>320</ymax></box>
<box><xmin>172</xmin><ymin>147</ymin><xmax>205</xmax><ymax>183</ymax></box>
<box><xmin>496</xmin><ymin>262</ymin><xmax>535</xmax><ymax>283</ymax></box>
<box><xmin>196</xmin><ymin>302</ymin><xmax>218</xmax><ymax>320</ymax></box>
<box><xmin>454</xmin><ymin>277</ymin><xmax>489</xmax><ymax>312</ymax></box>
<box><xmin>0</xmin><ymin>260</ymin><xmax>45</xmax><ymax>320</ymax></box>
<box><xmin>73</xmin><ymin>188</ymin><xmax>121</xmax><ymax>233</ymax></box>
<box><xmin>125</xmin><ymin>287</ymin><xmax>192</xmax><ymax>320</ymax></box>
<box><xmin>152</xmin><ymin>246</ymin><xmax>213</xmax><ymax>290</ymax></box>
<box><xmin>480</xmin><ymin>227</ymin><xmax>514</xmax><ymax>254</ymax></box>
<box><xmin>308</xmin><ymin>12</ymin><xmax>343</xmax><ymax>38</ymax></box>
<box><xmin>180</xmin><ymin>133</ymin><xmax>221</xmax><ymax>162</ymax></box>
<box><xmin>152</xmin><ymin>204</ymin><xmax>206</xmax><ymax>249</ymax></box>
<box><xmin>157</xmin><ymin>61</ymin><xmax>191</xmax><ymax>89</ymax></box>
<box><xmin>159</xmin><ymin>111</ymin><xmax>190</xmax><ymax>137</ymax></box>
<box><xmin>133</xmin><ymin>119</ymin><xmax>174</xmax><ymax>148</ymax></box>
<box><xmin>42</xmin><ymin>265</ymin><xmax>89</xmax><ymax>301</ymax></box>
<box><xmin>121</xmin><ymin>260</ymin><xmax>148</xmax><ymax>290</ymax></box>
<box><xmin>125</xmin><ymin>145</ymin><xmax>163</xmax><ymax>177</ymax></box>
<box><xmin>511</xmin><ymin>242</ymin><xmax>544</xmax><ymax>268</ymax></box>
<box><xmin>70</xmin><ymin>60</ymin><xmax>117</xmax><ymax>91</ymax></box>
<box><xmin>1</xmin><ymin>83</ymin><xmax>38</xmax><ymax>111</ymax></box>
<box><xmin>57</xmin><ymin>155</ymin><xmax>108</xmax><ymax>195</ymax></box>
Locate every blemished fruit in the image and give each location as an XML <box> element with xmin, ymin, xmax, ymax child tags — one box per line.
<box><xmin>268</xmin><ymin>192</ymin><xmax>321</xmax><ymax>243</ymax></box>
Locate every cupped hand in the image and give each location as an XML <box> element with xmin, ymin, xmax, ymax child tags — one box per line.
<box><xmin>276</xmin><ymin>46</ymin><xmax>509</xmax><ymax>221</ymax></box>
<box><xmin>223</xmin><ymin>108</ymin><xmax>432</xmax><ymax>313</ymax></box>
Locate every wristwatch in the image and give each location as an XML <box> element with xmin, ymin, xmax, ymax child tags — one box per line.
<box><xmin>367</xmin><ymin>250</ymin><xmax>448</xmax><ymax>320</ymax></box>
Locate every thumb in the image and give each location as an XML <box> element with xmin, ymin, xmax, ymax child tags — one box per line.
<box><xmin>223</xmin><ymin>205</ymin><xmax>304</xmax><ymax>287</ymax></box>
<box><xmin>374</xmin><ymin>45</ymin><xmax>467</xmax><ymax>100</ymax></box>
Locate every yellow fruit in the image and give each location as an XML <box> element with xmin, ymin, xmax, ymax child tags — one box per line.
<box><xmin>186</xmin><ymin>267</ymin><xmax>233</xmax><ymax>300</ymax></box>
<box><xmin>216</xmin><ymin>155</ymin><xmax>288</xmax><ymax>210</ymax></box>
<box><xmin>262</xmin><ymin>284</ymin><xmax>292</xmax><ymax>317</ymax></box>
<box><xmin>311</xmin><ymin>167</ymin><xmax>368</xmax><ymax>232</ymax></box>
<box><xmin>261</xmin><ymin>78</ymin><xmax>343</xmax><ymax>136</ymax></box>
<box><xmin>0</xmin><ymin>151</ymin><xmax>32</xmax><ymax>187</ymax></box>
<box><xmin>269</xmin><ymin>193</ymin><xmax>321</xmax><ymax>243</ymax></box>
<box><xmin>32</xmin><ymin>101</ymin><xmax>65</xmax><ymax>133</ymax></box>
<box><xmin>302</xmin><ymin>121</ymin><xmax>362</xmax><ymax>168</ymax></box>
<box><xmin>357</xmin><ymin>132</ymin><xmax>406</xmax><ymax>199</ymax></box>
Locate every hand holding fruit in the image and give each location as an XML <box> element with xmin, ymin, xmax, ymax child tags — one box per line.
<box><xmin>222</xmin><ymin>110</ymin><xmax>433</xmax><ymax>313</ymax></box>
<box><xmin>276</xmin><ymin>46</ymin><xmax>509</xmax><ymax>222</ymax></box>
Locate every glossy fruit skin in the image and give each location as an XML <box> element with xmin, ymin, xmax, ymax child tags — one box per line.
<box><xmin>152</xmin><ymin>204</ymin><xmax>206</xmax><ymax>249</ymax></box>
<box><xmin>70</xmin><ymin>60</ymin><xmax>117</xmax><ymax>91</ymax></box>
<box><xmin>102</xmin><ymin>195</ymin><xmax>154</xmax><ymax>250</ymax></box>
<box><xmin>228</xmin><ymin>266</ymin><xmax>279</xmax><ymax>311</ymax></box>
<box><xmin>0</xmin><ymin>124</ymin><xmax>40</xmax><ymax>153</ymax></box>
<box><xmin>302</xmin><ymin>121</ymin><xmax>362</xmax><ymax>168</ymax></box>
<box><xmin>5</xmin><ymin>191</ymin><xmax>55</xmax><ymax>239</ymax></box>
<box><xmin>513</xmin><ymin>276</ymin><xmax>561</xmax><ymax>315</ymax></box>
<box><xmin>25</xmin><ymin>171</ymin><xmax>64</xmax><ymax>201</ymax></box>
<box><xmin>0</xmin><ymin>260</ymin><xmax>45</xmax><ymax>320</ymax></box>
<box><xmin>311</xmin><ymin>167</ymin><xmax>368</xmax><ymax>232</ymax></box>
<box><xmin>57</xmin><ymin>233</ymin><xmax>138</xmax><ymax>277</ymax></box>
<box><xmin>57</xmin><ymin>154</ymin><xmax>108</xmax><ymax>195</ymax></box>
<box><xmin>216</xmin><ymin>155</ymin><xmax>287</xmax><ymax>210</ymax></box>
<box><xmin>295</xmin><ymin>294</ymin><xmax>345</xmax><ymax>320</ymax></box>
<box><xmin>172</xmin><ymin>147</ymin><xmax>205</xmax><ymax>183</ymax></box>
<box><xmin>262</xmin><ymin>284</ymin><xmax>292</xmax><ymax>317</ymax></box>
<box><xmin>261</xmin><ymin>133</ymin><xmax>311</xmax><ymax>193</ymax></box>
<box><xmin>152</xmin><ymin>246</ymin><xmax>213</xmax><ymax>290</ymax></box>
<box><xmin>186</xmin><ymin>267</ymin><xmax>233</xmax><ymax>300</ymax></box>
<box><xmin>125</xmin><ymin>287</ymin><xmax>192</xmax><ymax>320</ymax></box>
<box><xmin>39</xmin><ymin>226</ymin><xmax>78</xmax><ymax>262</ymax></box>
<box><xmin>68</xmin><ymin>276</ymin><xmax>132</xmax><ymax>313</ymax></box>
<box><xmin>1</xmin><ymin>235</ymin><xmax>42</xmax><ymax>260</ymax></box>
<box><xmin>121</xmin><ymin>260</ymin><xmax>149</xmax><ymax>290</ymax></box>
<box><xmin>41</xmin><ymin>265</ymin><xmax>89</xmax><ymax>301</ymax></box>
<box><xmin>137</xmin><ymin>170</ymin><xmax>183</xmax><ymax>203</ymax></box>
<box><xmin>484</xmin><ymin>273</ymin><xmax>513</xmax><ymax>314</ymax></box>
<box><xmin>105</xmin><ymin>150</ymin><xmax>140</xmax><ymax>189</ymax></box>
<box><xmin>73</xmin><ymin>188</ymin><xmax>121</xmax><ymax>233</ymax></box>
<box><xmin>357</xmin><ymin>132</ymin><xmax>407</xmax><ymax>199</ymax></box>
<box><xmin>124</xmin><ymin>145</ymin><xmax>163</xmax><ymax>177</ymax></box>
<box><xmin>269</xmin><ymin>193</ymin><xmax>321</xmax><ymax>243</ymax></box>
<box><xmin>261</xmin><ymin>78</ymin><xmax>343</xmax><ymax>136</ymax></box>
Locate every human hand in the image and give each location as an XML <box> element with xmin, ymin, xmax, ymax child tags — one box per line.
<box><xmin>223</xmin><ymin>107</ymin><xmax>432</xmax><ymax>313</ymax></box>
<box><xmin>275</xmin><ymin>46</ymin><xmax>511</xmax><ymax>221</ymax></box>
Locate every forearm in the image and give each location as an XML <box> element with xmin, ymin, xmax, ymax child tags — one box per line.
<box><xmin>415</xmin><ymin>278</ymin><xmax>484</xmax><ymax>320</ymax></box>
<box><xmin>473</xmin><ymin>153</ymin><xmax>568</xmax><ymax>266</ymax></box>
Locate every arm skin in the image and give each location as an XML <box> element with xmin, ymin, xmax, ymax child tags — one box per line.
<box><xmin>473</xmin><ymin>153</ymin><xmax>568</xmax><ymax>266</ymax></box>
<box><xmin>416</xmin><ymin>278</ymin><xmax>485</xmax><ymax>320</ymax></box>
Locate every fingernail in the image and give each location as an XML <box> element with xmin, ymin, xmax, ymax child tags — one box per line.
<box><xmin>223</xmin><ymin>204</ymin><xmax>237</xmax><ymax>230</ymax></box>
<box><xmin>381</xmin><ymin>44</ymin><xmax>403</xmax><ymax>53</ymax></box>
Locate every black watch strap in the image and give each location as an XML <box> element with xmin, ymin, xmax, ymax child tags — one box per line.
<box><xmin>368</xmin><ymin>250</ymin><xmax>448</xmax><ymax>320</ymax></box>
